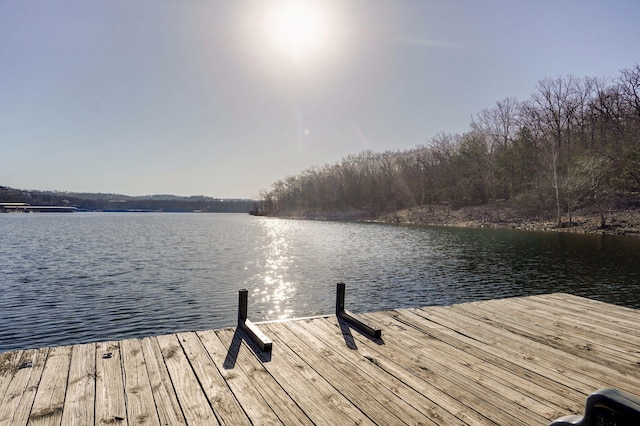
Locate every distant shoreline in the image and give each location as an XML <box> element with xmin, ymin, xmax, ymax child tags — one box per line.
<box><xmin>1</xmin><ymin>186</ymin><xmax>254</xmax><ymax>214</ymax></box>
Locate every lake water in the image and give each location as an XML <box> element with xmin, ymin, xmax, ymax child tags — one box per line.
<box><xmin>1</xmin><ymin>212</ymin><xmax>639</xmax><ymax>352</ymax></box>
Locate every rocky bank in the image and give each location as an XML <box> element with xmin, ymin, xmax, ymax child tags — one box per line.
<box><xmin>377</xmin><ymin>204</ymin><xmax>640</xmax><ymax>237</ymax></box>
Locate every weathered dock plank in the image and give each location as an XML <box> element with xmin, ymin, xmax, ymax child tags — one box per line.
<box><xmin>194</xmin><ymin>329</ymin><xmax>282</xmax><ymax>425</ymax></box>
<box><xmin>139</xmin><ymin>337</ymin><xmax>185</xmax><ymax>425</ymax></box>
<box><xmin>422</xmin><ymin>302</ymin><xmax>640</xmax><ymax>394</ymax></box>
<box><xmin>448</xmin><ymin>300</ymin><xmax>640</xmax><ymax>392</ymax></box>
<box><xmin>0</xmin><ymin>347</ymin><xmax>48</xmax><ymax>425</ymax></box>
<box><xmin>358</xmin><ymin>312</ymin><xmax>542</xmax><ymax>425</ymax></box>
<box><xmin>0</xmin><ymin>350</ymin><xmax>23</xmax><ymax>419</ymax></box>
<box><xmin>489</xmin><ymin>298</ymin><xmax>640</xmax><ymax>363</ymax></box>
<box><xmin>545</xmin><ymin>293</ymin><xmax>640</xmax><ymax>324</ymax></box>
<box><xmin>155</xmin><ymin>334</ymin><xmax>217</xmax><ymax>425</ymax></box>
<box><xmin>211</xmin><ymin>328</ymin><xmax>313</xmax><ymax>425</ymax></box>
<box><xmin>28</xmin><ymin>345</ymin><xmax>71</xmax><ymax>426</ymax></box>
<box><xmin>264</xmin><ymin>320</ymin><xmax>413</xmax><ymax>425</ymax></box>
<box><xmin>121</xmin><ymin>338</ymin><xmax>160</xmax><ymax>426</ymax></box>
<box><xmin>364</xmin><ymin>310</ymin><xmax>560</xmax><ymax>423</ymax></box>
<box><xmin>0</xmin><ymin>293</ymin><xmax>639</xmax><ymax>426</ymax></box>
<box><xmin>95</xmin><ymin>341</ymin><xmax>127</xmax><ymax>426</ymax></box>
<box><xmin>391</xmin><ymin>307</ymin><xmax>581</xmax><ymax>412</ymax></box>
<box><xmin>258</xmin><ymin>323</ymin><xmax>376</xmax><ymax>425</ymax></box>
<box><xmin>516</xmin><ymin>296</ymin><xmax>640</xmax><ymax>343</ymax></box>
<box><xmin>285</xmin><ymin>318</ymin><xmax>446</xmax><ymax>425</ymax></box>
<box><xmin>61</xmin><ymin>343</ymin><xmax>95</xmax><ymax>425</ymax></box>
<box><xmin>175</xmin><ymin>332</ymin><xmax>251</xmax><ymax>425</ymax></box>
<box><xmin>307</xmin><ymin>315</ymin><xmax>490</xmax><ymax>425</ymax></box>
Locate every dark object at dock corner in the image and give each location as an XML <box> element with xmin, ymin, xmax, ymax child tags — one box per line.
<box><xmin>550</xmin><ymin>388</ymin><xmax>640</xmax><ymax>426</ymax></box>
<box><xmin>336</xmin><ymin>282</ymin><xmax>382</xmax><ymax>338</ymax></box>
<box><xmin>238</xmin><ymin>289</ymin><xmax>273</xmax><ymax>352</ymax></box>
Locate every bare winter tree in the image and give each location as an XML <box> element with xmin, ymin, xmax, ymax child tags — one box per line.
<box><xmin>619</xmin><ymin>64</ymin><xmax>640</xmax><ymax>119</ymax></box>
<box><xmin>470</xmin><ymin>97</ymin><xmax>521</xmax><ymax>218</ymax></box>
<box><xmin>530</xmin><ymin>76</ymin><xmax>583</xmax><ymax>225</ymax></box>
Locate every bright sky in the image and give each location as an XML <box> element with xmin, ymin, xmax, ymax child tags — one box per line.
<box><xmin>1</xmin><ymin>1</ymin><xmax>639</xmax><ymax>199</ymax></box>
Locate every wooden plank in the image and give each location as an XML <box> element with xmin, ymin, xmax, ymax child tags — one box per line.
<box><xmin>175</xmin><ymin>332</ymin><xmax>251</xmax><ymax>425</ymax></box>
<box><xmin>255</xmin><ymin>323</ymin><xmax>376</xmax><ymax>425</ymax></box>
<box><xmin>480</xmin><ymin>295</ymin><xmax>640</xmax><ymax>345</ymax></box>
<box><xmin>514</xmin><ymin>296</ymin><xmax>640</xmax><ymax>344</ymax></box>
<box><xmin>155</xmin><ymin>334</ymin><xmax>218</xmax><ymax>425</ymax></box>
<box><xmin>120</xmin><ymin>338</ymin><xmax>160</xmax><ymax>426</ymax></box>
<box><xmin>61</xmin><ymin>343</ymin><xmax>96</xmax><ymax>426</ymax></box>
<box><xmin>357</xmin><ymin>311</ymin><xmax>552</xmax><ymax>425</ymax></box>
<box><xmin>295</xmin><ymin>316</ymin><xmax>480</xmax><ymax>425</ymax></box>
<box><xmin>364</xmin><ymin>310</ymin><xmax>571</xmax><ymax>422</ymax></box>
<box><xmin>386</xmin><ymin>307</ymin><xmax>583</xmax><ymax>408</ymax></box>
<box><xmin>435</xmin><ymin>301</ymin><xmax>618</xmax><ymax>385</ymax></box>
<box><xmin>0</xmin><ymin>348</ymin><xmax>48</xmax><ymax>426</ymax></box>
<box><xmin>95</xmin><ymin>341</ymin><xmax>127</xmax><ymax>426</ymax></box>
<box><xmin>307</xmin><ymin>316</ymin><xmax>493</xmax><ymax>426</ymax></box>
<box><xmin>264</xmin><ymin>321</ymin><xmax>420</xmax><ymax>425</ymax></box>
<box><xmin>460</xmin><ymin>297</ymin><xmax>637</xmax><ymax>358</ymax></box>
<box><xmin>282</xmin><ymin>318</ymin><xmax>450</xmax><ymax>425</ymax></box>
<box><xmin>391</xmin><ymin>307</ymin><xmax>585</xmax><ymax>410</ymax></box>
<box><xmin>426</xmin><ymin>304</ymin><xmax>640</xmax><ymax>395</ymax></box>
<box><xmin>211</xmin><ymin>329</ymin><xmax>314</xmax><ymax>426</ymax></box>
<box><xmin>194</xmin><ymin>329</ymin><xmax>284</xmax><ymax>425</ymax></box>
<box><xmin>0</xmin><ymin>350</ymin><xmax>22</xmax><ymax>409</ymax></box>
<box><xmin>534</xmin><ymin>294</ymin><xmax>640</xmax><ymax>336</ymax></box>
<box><xmin>495</xmin><ymin>298</ymin><xmax>640</xmax><ymax>357</ymax></box>
<box><xmin>139</xmin><ymin>337</ymin><xmax>186</xmax><ymax>425</ymax></box>
<box><xmin>544</xmin><ymin>293</ymin><xmax>640</xmax><ymax>321</ymax></box>
<box><xmin>533</xmin><ymin>293</ymin><xmax>640</xmax><ymax>331</ymax></box>
<box><xmin>28</xmin><ymin>345</ymin><xmax>72</xmax><ymax>426</ymax></box>
<box><xmin>451</xmin><ymin>301</ymin><xmax>640</xmax><ymax>385</ymax></box>
<box><xmin>360</xmin><ymin>309</ymin><xmax>556</xmax><ymax>425</ymax></box>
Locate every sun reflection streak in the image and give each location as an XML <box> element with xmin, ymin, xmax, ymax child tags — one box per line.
<box><xmin>252</xmin><ymin>219</ymin><xmax>298</xmax><ymax>320</ymax></box>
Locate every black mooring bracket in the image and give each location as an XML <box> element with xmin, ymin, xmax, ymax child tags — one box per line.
<box><xmin>238</xmin><ymin>289</ymin><xmax>273</xmax><ymax>352</ymax></box>
<box><xmin>336</xmin><ymin>282</ymin><xmax>382</xmax><ymax>338</ymax></box>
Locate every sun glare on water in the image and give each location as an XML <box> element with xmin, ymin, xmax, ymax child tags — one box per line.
<box><xmin>265</xmin><ymin>0</ymin><xmax>329</xmax><ymax>64</ymax></box>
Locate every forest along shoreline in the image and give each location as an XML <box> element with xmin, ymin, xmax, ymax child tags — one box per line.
<box><xmin>375</xmin><ymin>203</ymin><xmax>640</xmax><ymax>237</ymax></box>
<box><xmin>258</xmin><ymin>67</ymin><xmax>640</xmax><ymax>237</ymax></box>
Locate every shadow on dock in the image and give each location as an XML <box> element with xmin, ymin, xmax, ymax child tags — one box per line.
<box><xmin>224</xmin><ymin>328</ymin><xmax>272</xmax><ymax>369</ymax></box>
<box><xmin>338</xmin><ymin>317</ymin><xmax>385</xmax><ymax>350</ymax></box>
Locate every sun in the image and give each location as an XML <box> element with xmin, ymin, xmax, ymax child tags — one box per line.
<box><xmin>265</xmin><ymin>0</ymin><xmax>328</xmax><ymax>64</ymax></box>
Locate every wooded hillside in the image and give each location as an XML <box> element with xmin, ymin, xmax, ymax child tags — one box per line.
<box><xmin>0</xmin><ymin>187</ymin><xmax>253</xmax><ymax>213</ymax></box>
<box><xmin>259</xmin><ymin>65</ymin><xmax>640</xmax><ymax>227</ymax></box>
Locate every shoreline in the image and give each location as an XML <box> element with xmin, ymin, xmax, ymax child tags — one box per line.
<box><xmin>375</xmin><ymin>204</ymin><xmax>640</xmax><ymax>237</ymax></box>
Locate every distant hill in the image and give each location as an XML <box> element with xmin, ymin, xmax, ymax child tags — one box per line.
<box><xmin>0</xmin><ymin>186</ymin><xmax>254</xmax><ymax>213</ymax></box>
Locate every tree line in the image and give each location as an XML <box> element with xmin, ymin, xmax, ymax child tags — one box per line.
<box><xmin>258</xmin><ymin>65</ymin><xmax>640</xmax><ymax>226</ymax></box>
<box><xmin>0</xmin><ymin>187</ymin><xmax>253</xmax><ymax>213</ymax></box>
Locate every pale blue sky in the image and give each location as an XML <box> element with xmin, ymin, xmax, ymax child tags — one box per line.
<box><xmin>1</xmin><ymin>0</ymin><xmax>639</xmax><ymax>198</ymax></box>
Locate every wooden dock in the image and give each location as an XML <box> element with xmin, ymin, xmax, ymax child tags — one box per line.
<box><xmin>1</xmin><ymin>293</ymin><xmax>639</xmax><ymax>425</ymax></box>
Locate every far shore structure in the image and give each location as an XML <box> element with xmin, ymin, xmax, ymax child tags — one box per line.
<box><xmin>0</xmin><ymin>203</ymin><xmax>77</xmax><ymax>213</ymax></box>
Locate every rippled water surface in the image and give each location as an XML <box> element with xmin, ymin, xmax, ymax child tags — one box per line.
<box><xmin>1</xmin><ymin>213</ymin><xmax>639</xmax><ymax>352</ymax></box>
